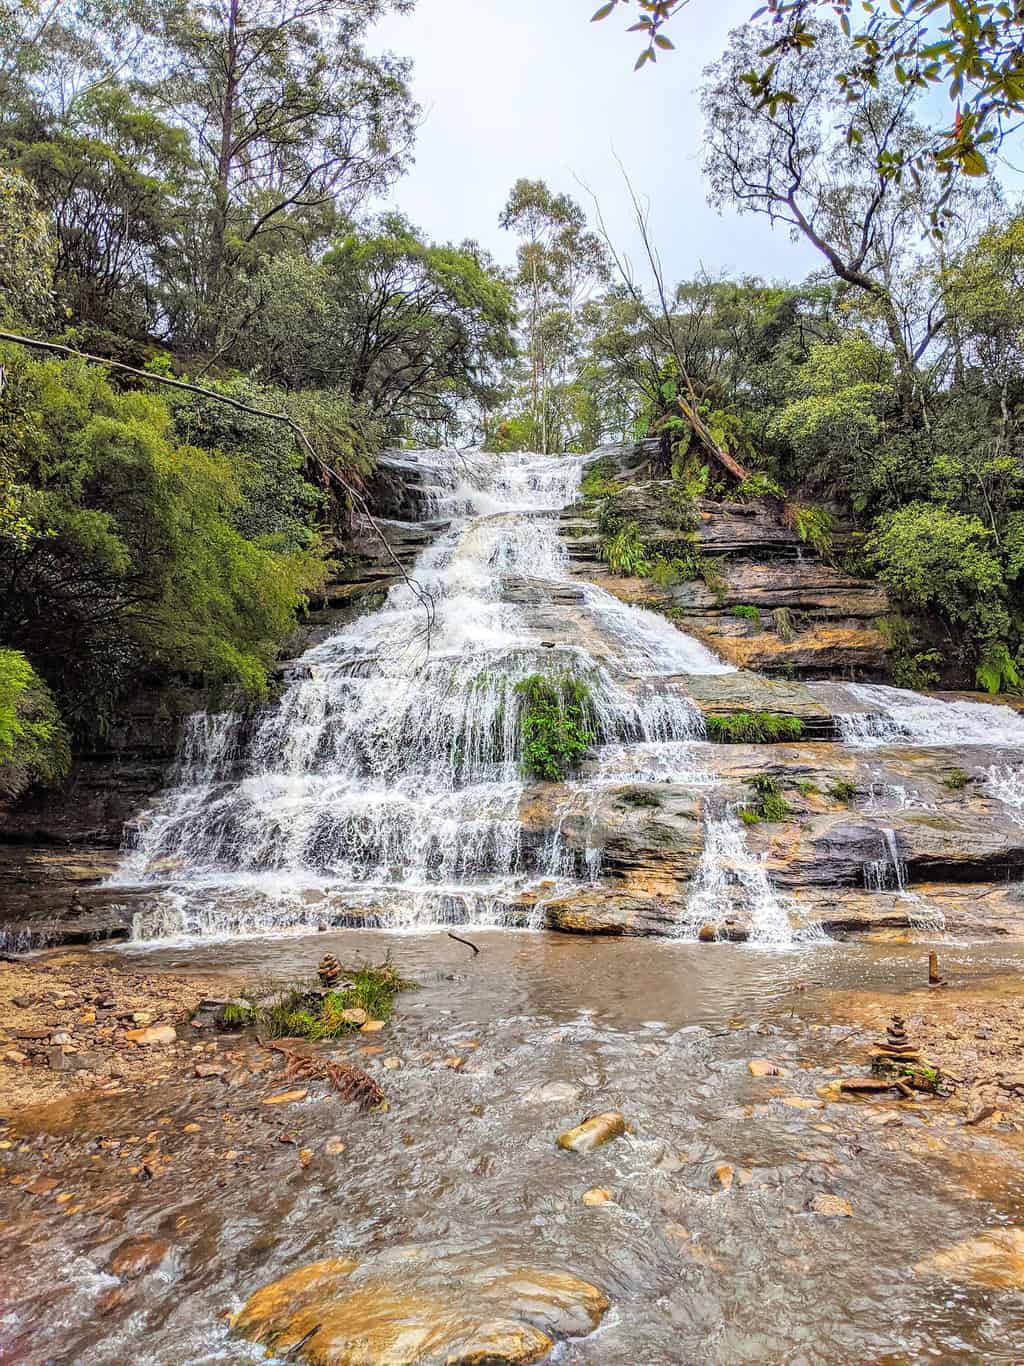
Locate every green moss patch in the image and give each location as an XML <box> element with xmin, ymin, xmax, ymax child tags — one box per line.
<box><xmin>516</xmin><ymin>673</ymin><xmax>596</xmax><ymax>781</ymax></box>
<box><xmin>705</xmin><ymin>712</ymin><xmax>803</xmax><ymax>743</ymax></box>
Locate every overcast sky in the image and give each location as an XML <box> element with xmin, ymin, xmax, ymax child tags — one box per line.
<box><xmin>371</xmin><ymin>0</ymin><xmax>824</xmax><ymax>286</ymax></box>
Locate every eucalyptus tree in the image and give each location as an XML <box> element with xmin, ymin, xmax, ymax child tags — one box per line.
<box><xmin>498</xmin><ymin>179</ymin><xmax>610</xmax><ymax>452</ymax></box>
<box><xmin>701</xmin><ymin>20</ymin><xmax>992</xmax><ymax>426</ymax></box>
<box><xmin>155</xmin><ymin>0</ymin><xmax>418</xmax><ymax>346</ymax></box>
<box><xmin>592</xmin><ymin>0</ymin><xmax>1024</xmax><ymax>184</ymax></box>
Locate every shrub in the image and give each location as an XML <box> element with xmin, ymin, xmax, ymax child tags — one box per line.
<box><xmin>229</xmin><ymin>959</ymin><xmax>415</xmax><ymax>1040</ymax></box>
<box><xmin>732</xmin><ymin>605</ymin><xmax>762</xmax><ymax>629</ymax></box>
<box><xmin>601</xmin><ymin>522</ymin><xmax>650</xmax><ymax>577</ymax></box>
<box><xmin>828</xmin><ymin>780</ymin><xmax>856</xmax><ymax>804</ymax></box>
<box><xmin>705</xmin><ymin>712</ymin><xmax>803</xmax><ymax>743</ymax></box>
<box><xmin>516</xmin><ymin>673</ymin><xmax>596</xmax><ymax>781</ymax></box>
<box><xmin>739</xmin><ymin>773</ymin><xmax>792</xmax><ymax>823</ymax></box>
<box><xmin>942</xmin><ymin>768</ymin><xmax>969</xmax><ymax>791</ymax></box>
<box><xmin>581</xmin><ymin>456</ymin><xmax>618</xmax><ymax>500</ymax></box>
<box><xmin>734</xmin><ymin>471</ymin><xmax>785</xmax><ymax>502</ymax></box>
<box><xmin>0</xmin><ymin>648</ymin><xmax>70</xmax><ymax>797</ymax></box>
<box><xmin>785</xmin><ymin>502</ymin><xmax>834</xmax><ymax>557</ymax></box>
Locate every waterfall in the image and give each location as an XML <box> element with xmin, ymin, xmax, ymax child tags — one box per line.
<box><xmin>837</xmin><ymin>682</ymin><xmax>1024</xmax><ymax>748</ymax></box>
<box><xmin>113</xmin><ymin>447</ymin><xmax>778</xmax><ymax>941</ymax></box>
<box><xmin>864</xmin><ymin>828</ymin><xmax>907</xmax><ymax>891</ymax></box>
<box><xmin>677</xmin><ymin>806</ymin><xmax>816</xmax><ymax>946</ymax></box>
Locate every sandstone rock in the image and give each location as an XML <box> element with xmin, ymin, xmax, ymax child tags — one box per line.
<box><xmin>262</xmin><ymin>1089</ymin><xmax>308</xmax><ymax>1106</ymax></box>
<box><xmin>324</xmin><ymin>1137</ymin><xmax>346</xmax><ymax>1156</ymax></box>
<box><xmin>556</xmin><ymin>1112</ymin><xmax>626</xmax><ymax>1154</ymax></box>
<box><xmin>998</xmin><ymin>1074</ymin><xmax>1024</xmax><ymax>1091</ymax></box>
<box><xmin>582</xmin><ymin>1187</ymin><xmax>612</xmax><ymax>1206</ymax></box>
<box><xmin>183</xmin><ymin>1122</ymin><xmax>201</xmax><ymax>1134</ymax></box>
<box><xmin>24</xmin><ymin>1176</ymin><xmax>59</xmax><ymax>1195</ymax></box>
<box><xmin>4</xmin><ymin>1049</ymin><xmax>28</xmax><ymax>1065</ymax></box>
<box><xmin>125</xmin><ymin>1025</ymin><xmax>176</xmax><ymax>1046</ymax></box>
<box><xmin>195</xmin><ymin>1063</ymin><xmax>227</xmax><ymax>1079</ymax></box>
<box><xmin>748</xmin><ymin>1059</ymin><xmax>781</xmax><ymax>1077</ymax></box>
<box><xmin>360</xmin><ymin>1019</ymin><xmax>386</xmax><ymax>1033</ymax></box>
<box><xmin>110</xmin><ymin>1235</ymin><xmax>169</xmax><ymax>1279</ymax></box>
<box><xmin>697</xmin><ymin>924</ymin><xmax>717</xmax><ymax>943</ymax></box>
<box><xmin>341</xmin><ymin>1008</ymin><xmax>368</xmax><ymax>1026</ymax></box>
<box><xmin>714</xmin><ymin>1164</ymin><xmax>734</xmax><ymax>1191</ymax></box>
<box><xmin>382</xmin><ymin>1057</ymin><xmax>402</xmax><ymax>1070</ymax></box>
<box><xmin>232</xmin><ymin>1256</ymin><xmax>608</xmax><ymax>1366</ymax></box>
<box><xmin>809</xmin><ymin>1194</ymin><xmax>853</xmax><ymax>1217</ymax></box>
<box><xmin>914</xmin><ymin>1228</ymin><xmax>1024</xmax><ymax>1288</ymax></box>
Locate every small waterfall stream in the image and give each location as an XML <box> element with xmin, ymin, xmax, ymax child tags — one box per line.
<box><xmin>113</xmin><ymin>448</ymin><xmax>793</xmax><ymax>941</ymax></box>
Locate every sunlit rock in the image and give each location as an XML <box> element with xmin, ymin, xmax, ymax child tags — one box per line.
<box><xmin>556</xmin><ymin>1112</ymin><xmax>626</xmax><ymax>1153</ymax></box>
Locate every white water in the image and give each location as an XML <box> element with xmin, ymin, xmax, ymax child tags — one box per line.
<box><xmin>837</xmin><ymin>682</ymin><xmax>1024</xmax><ymax>748</ymax></box>
<box><xmin>111</xmin><ymin>448</ymin><xmax>796</xmax><ymax>943</ymax></box>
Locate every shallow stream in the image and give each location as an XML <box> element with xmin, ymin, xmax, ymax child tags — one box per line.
<box><xmin>3</xmin><ymin>930</ymin><xmax>1024</xmax><ymax>1364</ymax></box>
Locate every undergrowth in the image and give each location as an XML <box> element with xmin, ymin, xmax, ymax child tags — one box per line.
<box><xmin>223</xmin><ymin>958</ymin><xmax>415</xmax><ymax>1040</ymax></box>
<box><xmin>738</xmin><ymin>774</ymin><xmax>792</xmax><ymax>824</ymax></box>
<box><xmin>516</xmin><ymin>673</ymin><xmax>596</xmax><ymax>781</ymax></box>
<box><xmin>705</xmin><ymin>712</ymin><xmax>803</xmax><ymax>743</ymax></box>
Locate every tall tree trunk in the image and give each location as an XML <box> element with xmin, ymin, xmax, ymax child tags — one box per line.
<box><xmin>206</xmin><ymin>0</ymin><xmax>240</xmax><ymax>344</ymax></box>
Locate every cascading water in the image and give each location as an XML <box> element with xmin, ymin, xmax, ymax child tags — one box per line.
<box><xmin>837</xmin><ymin>682</ymin><xmax>1024</xmax><ymax>748</ymax></box>
<box><xmin>111</xmin><ymin>448</ymin><xmax>788</xmax><ymax>941</ymax></box>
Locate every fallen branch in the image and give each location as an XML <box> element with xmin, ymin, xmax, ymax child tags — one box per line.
<box><xmin>0</xmin><ymin>329</ymin><xmax>436</xmax><ymax>641</ymax></box>
<box><xmin>447</xmin><ymin>930</ymin><xmax>480</xmax><ymax>956</ymax></box>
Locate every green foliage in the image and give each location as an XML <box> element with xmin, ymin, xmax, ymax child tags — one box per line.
<box><xmin>739</xmin><ymin>773</ymin><xmax>792</xmax><ymax>824</ymax></box>
<box><xmin>0</xmin><ymin>648</ymin><xmax>70</xmax><ymax>797</ymax></box>
<box><xmin>601</xmin><ymin>522</ymin><xmax>651</xmax><ymax>577</ymax></box>
<box><xmin>649</xmin><ymin>553</ymin><xmax>699</xmax><ymax>587</ymax></box>
<box><xmin>785</xmin><ymin>502</ymin><xmax>834</xmax><ymax>557</ymax></box>
<box><xmin>732</xmin><ymin>604</ymin><xmax>762</xmax><ymax>628</ymax></box>
<box><xmin>867</xmin><ymin>506</ymin><xmax>1007</xmax><ymax>672</ymax></box>
<box><xmin>828</xmin><ymin>781</ymin><xmax>856</xmax><ymax>804</ymax></box>
<box><xmin>230</xmin><ymin>960</ymin><xmax>415</xmax><ymax>1041</ymax></box>
<box><xmin>515</xmin><ymin>673</ymin><xmax>596</xmax><ymax>781</ymax></box>
<box><xmin>975</xmin><ymin>642</ymin><xmax>1022</xmax><ymax>695</ymax></box>
<box><xmin>705</xmin><ymin>712</ymin><xmax>804</xmax><ymax>743</ymax></box>
<box><xmin>0</xmin><ymin>168</ymin><xmax>54</xmax><ymax>329</ymax></box>
<box><xmin>942</xmin><ymin>768</ymin><xmax>969</xmax><ymax>791</ymax></box>
<box><xmin>795</xmin><ymin>779</ymin><xmax>819</xmax><ymax>796</ymax></box>
<box><xmin>0</xmin><ymin>352</ymin><xmax>327</xmax><ymax>736</ymax></box>
<box><xmin>735</xmin><ymin>471</ymin><xmax>785</xmax><ymax>502</ymax></box>
<box><xmin>580</xmin><ymin>457</ymin><xmax>619</xmax><ymax>499</ymax></box>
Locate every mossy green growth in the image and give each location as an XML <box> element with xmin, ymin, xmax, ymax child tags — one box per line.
<box><xmin>580</xmin><ymin>456</ymin><xmax>619</xmax><ymax>500</ymax></box>
<box><xmin>516</xmin><ymin>673</ymin><xmax>596</xmax><ymax>781</ymax></box>
<box><xmin>601</xmin><ymin>522</ymin><xmax>650</xmax><ymax>576</ymax></box>
<box><xmin>942</xmin><ymin>767</ymin><xmax>969</xmax><ymax>791</ymax></box>
<box><xmin>828</xmin><ymin>780</ymin><xmax>857</xmax><ymax>804</ymax></box>
<box><xmin>705</xmin><ymin>712</ymin><xmax>803</xmax><ymax>743</ymax></box>
<box><xmin>795</xmin><ymin>779</ymin><xmax>819</xmax><ymax>796</ymax></box>
<box><xmin>226</xmin><ymin>958</ymin><xmax>415</xmax><ymax>1040</ymax></box>
<box><xmin>732</xmin><ymin>605</ymin><xmax>762</xmax><ymax>628</ymax></box>
<box><xmin>740</xmin><ymin>773</ymin><xmax>792</xmax><ymax>823</ymax></box>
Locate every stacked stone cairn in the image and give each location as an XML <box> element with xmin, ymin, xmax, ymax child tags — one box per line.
<box><xmin>318</xmin><ymin>952</ymin><xmax>343</xmax><ymax>990</ymax></box>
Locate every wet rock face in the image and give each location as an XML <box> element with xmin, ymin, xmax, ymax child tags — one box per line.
<box><xmin>914</xmin><ymin>1228</ymin><xmax>1024</xmax><ymax>1289</ymax></box>
<box><xmin>232</xmin><ymin>1254</ymin><xmax>609</xmax><ymax>1366</ymax></box>
<box><xmin>564</xmin><ymin>476</ymin><xmax>890</xmax><ymax>679</ymax></box>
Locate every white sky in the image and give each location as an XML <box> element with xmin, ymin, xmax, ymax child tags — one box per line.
<box><xmin>371</xmin><ymin>0</ymin><xmax>824</xmax><ymax>286</ymax></box>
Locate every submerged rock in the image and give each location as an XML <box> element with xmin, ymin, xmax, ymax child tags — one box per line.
<box><xmin>522</xmin><ymin>1081</ymin><xmax>581</xmax><ymax>1106</ymax></box>
<box><xmin>914</xmin><ymin>1228</ymin><xmax>1024</xmax><ymax>1289</ymax></box>
<box><xmin>232</xmin><ymin>1255</ymin><xmax>608</xmax><ymax>1366</ymax></box>
<box><xmin>556</xmin><ymin>1111</ymin><xmax>626</xmax><ymax>1154</ymax></box>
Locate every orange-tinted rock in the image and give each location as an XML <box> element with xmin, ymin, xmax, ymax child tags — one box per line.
<box><xmin>110</xmin><ymin>1235</ymin><xmax>169</xmax><ymax>1278</ymax></box>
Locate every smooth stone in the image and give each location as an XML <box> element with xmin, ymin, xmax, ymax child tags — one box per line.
<box><xmin>523</xmin><ymin>1081</ymin><xmax>581</xmax><ymax>1106</ymax></box>
<box><xmin>125</xmin><ymin>1025</ymin><xmax>177</xmax><ymax>1046</ymax></box>
<box><xmin>232</xmin><ymin>1256</ymin><xmax>608</xmax><ymax>1366</ymax></box>
<box><xmin>556</xmin><ymin>1112</ymin><xmax>626</xmax><ymax>1154</ymax></box>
